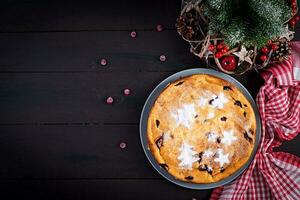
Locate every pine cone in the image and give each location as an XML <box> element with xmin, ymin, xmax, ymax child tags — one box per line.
<box><xmin>271</xmin><ymin>42</ymin><xmax>291</xmax><ymax>62</ymax></box>
<box><xmin>175</xmin><ymin>8</ymin><xmax>206</xmax><ymax>41</ymax></box>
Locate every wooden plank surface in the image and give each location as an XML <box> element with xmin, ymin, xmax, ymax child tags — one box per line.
<box><xmin>0</xmin><ymin>71</ymin><xmax>262</xmax><ymax>124</ymax></box>
<box><xmin>0</xmin><ymin>0</ymin><xmax>179</xmax><ymax>32</ymax></box>
<box><xmin>0</xmin><ymin>180</ymin><xmax>212</xmax><ymax>200</ymax></box>
<box><xmin>0</xmin><ymin>125</ymin><xmax>298</xmax><ymax>180</ymax></box>
<box><xmin>0</xmin><ymin>0</ymin><xmax>299</xmax><ymax>200</ymax></box>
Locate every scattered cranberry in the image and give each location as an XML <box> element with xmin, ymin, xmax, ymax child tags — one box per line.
<box><xmin>123</xmin><ymin>88</ymin><xmax>131</xmax><ymax>96</ymax></box>
<box><xmin>215</xmin><ymin>52</ymin><xmax>223</xmax><ymax>59</ymax></box>
<box><xmin>156</xmin><ymin>24</ymin><xmax>164</xmax><ymax>32</ymax></box>
<box><xmin>130</xmin><ymin>31</ymin><xmax>137</xmax><ymax>38</ymax></box>
<box><xmin>261</xmin><ymin>47</ymin><xmax>269</xmax><ymax>54</ymax></box>
<box><xmin>106</xmin><ymin>96</ymin><xmax>114</xmax><ymax>104</ymax></box>
<box><xmin>100</xmin><ymin>58</ymin><xmax>107</xmax><ymax>66</ymax></box>
<box><xmin>119</xmin><ymin>142</ymin><xmax>127</xmax><ymax>149</ymax></box>
<box><xmin>159</xmin><ymin>55</ymin><xmax>167</xmax><ymax>62</ymax></box>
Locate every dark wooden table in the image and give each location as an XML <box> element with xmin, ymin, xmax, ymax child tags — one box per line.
<box><xmin>0</xmin><ymin>1</ymin><xmax>299</xmax><ymax>199</ymax></box>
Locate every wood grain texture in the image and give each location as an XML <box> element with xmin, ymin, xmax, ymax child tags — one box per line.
<box><xmin>0</xmin><ymin>124</ymin><xmax>298</xmax><ymax>180</ymax></box>
<box><xmin>0</xmin><ymin>0</ymin><xmax>179</xmax><ymax>32</ymax></box>
<box><xmin>0</xmin><ymin>71</ymin><xmax>263</xmax><ymax>124</ymax></box>
<box><xmin>0</xmin><ymin>180</ymin><xmax>211</xmax><ymax>200</ymax></box>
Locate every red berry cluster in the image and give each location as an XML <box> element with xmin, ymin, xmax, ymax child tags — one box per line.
<box><xmin>260</xmin><ymin>41</ymin><xmax>278</xmax><ymax>61</ymax></box>
<box><xmin>209</xmin><ymin>42</ymin><xmax>229</xmax><ymax>59</ymax></box>
<box><xmin>290</xmin><ymin>0</ymin><xmax>299</xmax><ymax>27</ymax></box>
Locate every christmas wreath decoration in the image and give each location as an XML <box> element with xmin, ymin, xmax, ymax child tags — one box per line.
<box><xmin>176</xmin><ymin>0</ymin><xmax>298</xmax><ymax>74</ymax></box>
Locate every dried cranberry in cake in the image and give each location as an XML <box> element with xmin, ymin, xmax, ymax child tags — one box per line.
<box><xmin>198</xmin><ymin>152</ymin><xmax>203</xmax><ymax>163</ymax></box>
<box><xmin>234</xmin><ymin>100</ymin><xmax>243</xmax><ymax>108</ymax></box>
<box><xmin>174</xmin><ymin>81</ymin><xmax>184</xmax><ymax>86</ymax></box>
<box><xmin>223</xmin><ymin>86</ymin><xmax>232</xmax><ymax>91</ymax></box>
<box><xmin>206</xmin><ymin>166</ymin><xmax>213</xmax><ymax>174</ymax></box>
<box><xmin>155</xmin><ymin>136</ymin><xmax>163</xmax><ymax>149</ymax></box>
<box><xmin>244</xmin><ymin>131</ymin><xmax>253</xmax><ymax>143</ymax></box>
<box><xmin>220</xmin><ymin>116</ymin><xmax>227</xmax><ymax>121</ymax></box>
<box><xmin>185</xmin><ymin>176</ymin><xmax>194</xmax><ymax>180</ymax></box>
<box><xmin>220</xmin><ymin>167</ymin><xmax>225</xmax><ymax>172</ymax></box>
<box><xmin>159</xmin><ymin>163</ymin><xmax>169</xmax><ymax>171</ymax></box>
<box><xmin>198</xmin><ymin>164</ymin><xmax>207</xmax><ymax>171</ymax></box>
<box><xmin>249</xmin><ymin>129</ymin><xmax>254</xmax><ymax>135</ymax></box>
<box><xmin>216</xmin><ymin>137</ymin><xmax>221</xmax><ymax>143</ymax></box>
<box><xmin>155</xmin><ymin>120</ymin><xmax>160</xmax><ymax>128</ymax></box>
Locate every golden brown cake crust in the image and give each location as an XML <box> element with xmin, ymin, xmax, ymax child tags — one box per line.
<box><xmin>147</xmin><ymin>74</ymin><xmax>256</xmax><ymax>183</ymax></box>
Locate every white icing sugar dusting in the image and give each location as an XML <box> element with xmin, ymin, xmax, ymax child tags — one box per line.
<box><xmin>221</xmin><ymin>130</ymin><xmax>237</xmax><ymax>146</ymax></box>
<box><xmin>177</xmin><ymin>142</ymin><xmax>199</xmax><ymax>170</ymax></box>
<box><xmin>207</xmin><ymin>111</ymin><xmax>215</xmax><ymax>119</ymax></box>
<box><xmin>207</xmin><ymin>132</ymin><xmax>218</xmax><ymax>142</ymax></box>
<box><xmin>171</xmin><ymin>104</ymin><xmax>197</xmax><ymax>129</ymax></box>
<box><xmin>211</xmin><ymin>93</ymin><xmax>228</xmax><ymax>109</ymax></box>
<box><xmin>207</xmin><ymin>165</ymin><xmax>213</xmax><ymax>172</ymax></box>
<box><xmin>203</xmin><ymin>149</ymin><xmax>214</xmax><ymax>158</ymax></box>
<box><xmin>163</xmin><ymin>132</ymin><xmax>171</xmax><ymax>142</ymax></box>
<box><xmin>198</xmin><ymin>97</ymin><xmax>208</xmax><ymax>107</ymax></box>
<box><xmin>214</xmin><ymin>149</ymin><xmax>230</xmax><ymax>167</ymax></box>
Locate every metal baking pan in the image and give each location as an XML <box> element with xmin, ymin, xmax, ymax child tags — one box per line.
<box><xmin>140</xmin><ymin>68</ymin><xmax>261</xmax><ymax>189</ymax></box>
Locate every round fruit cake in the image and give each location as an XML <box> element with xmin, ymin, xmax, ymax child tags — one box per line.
<box><xmin>147</xmin><ymin>74</ymin><xmax>256</xmax><ymax>183</ymax></box>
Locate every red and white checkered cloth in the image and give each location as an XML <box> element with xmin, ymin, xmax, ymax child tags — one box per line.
<box><xmin>210</xmin><ymin>42</ymin><xmax>300</xmax><ymax>200</ymax></box>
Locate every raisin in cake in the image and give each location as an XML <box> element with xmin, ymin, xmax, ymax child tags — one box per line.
<box><xmin>147</xmin><ymin>74</ymin><xmax>256</xmax><ymax>183</ymax></box>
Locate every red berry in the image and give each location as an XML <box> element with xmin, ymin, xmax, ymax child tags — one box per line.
<box><xmin>217</xmin><ymin>43</ymin><xmax>224</xmax><ymax>50</ymax></box>
<box><xmin>106</xmin><ymin>96</ymin><xmax>114</xmax><ymax>104</ymax></box>
<box><xmin>267</xmin><ymin>40</ymin><xmax>273</xmax><ymax>45</ymax></box>
<box><xmin>100</xmin><ymin>58</ymin><xmax>107</xmax><ymax>66</ymax></box>
<box><xmin>261</xmin><ymin>47</ymin><xmax>269</xmax><ymax>54</ymax></box>
<box><xmin>156</xmin><ymin>24</ymin><xmax>164</xmax><ymax>32</ymax></box>
<box><xmin>130</xmin><ymin>31</ymin><xmax>137</xmax><ymax>38</ymax></box>
<box><xmin>215</xmin><ymin>52</ymin><xmax>223</xmax><ymax>59</ymax></box>
<box><xmin>271</xmin><ymin>44</ymin><xmax>278</xmax><ymax>50</ymax></box>
<box><xmin>221</xmin><ymin>56</ymin><xmax>237</xmax><ymax>71</ymax></box>
<box><xmin>290</xmin><ymin>19</ymin><xmax>296</xmax><ymax>26</ymax></box>
<box><xmin>221</xmin><ymin>48</ymin><xmax>228</xmax><ymax>53</ymax></box>
<box><xmin>159</xmin><ymin>55</ymin><xmax>167</xmax><ymax>62</ymax></box>
<box><xmin>296</xmin><ymin>16</ymin><xmax>300</xmax><ymax>21</ymax></box>
<box><xmin>292</xmin><ymin>2</ymin><xmax>297</xmax><ymax>8</ymax></box>
<box><xmin>260</xmin><ymin>55</ymin><xmax>268</xmax><ymax>61</ymax></box>
<box><xmin>123</xmin><ymin>88</ymin><xmax>131</xmax><ymax>96</ymax></box>
<box><xmin>119</xmin><ymin>142</ymin><xmax>127</xmax><ymax>149</ymax></box>
<box><xmin>208</xmin><ymin>44</ymin><xmax>215</xmax><ymax>51</ymax></box>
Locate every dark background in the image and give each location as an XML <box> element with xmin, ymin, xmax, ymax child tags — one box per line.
<box><xmin>0</xmin><ymin>1</ymin><xmax>299</xmax><ymax>199</ymax></box>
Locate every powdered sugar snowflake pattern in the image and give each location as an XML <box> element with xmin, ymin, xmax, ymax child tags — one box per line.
<box><xmin>214</xmin><ymin>149</ymin><xmax>230</xmax><ymax>167</ymax></box>
<box><xmin>221</xmin><ymin>130</ymin><xmax>237</xmax><ymax>146</ymax></box>
<box><xmin>207</xmin><ymin>132</ymin><xmax>218</xmax><ymax>142</ymax></box>
<box><xmin>198</xmin><ymin>96</ymin><xmax>208</xmax><ymax>107</ymax></box>
<box><xmin>207</xmin><ymin>111</ymin><xmax>215</xmax><ymax>119</ymax></box>
<box><xmin>171</xmin><ymin>104</ymin><xmax>197</xmax><ymax>129</ymax></box>
<box><xmin>203</xmin><ymin>149</ymin><xmax>214</xmax><ymax>158</ymax></box>
<box><xmin>177</xmin><ymin>142</ymin><xmax>199</xmax><ymax>170</ymax></box>
<box><xmin>163</xmin><ymin>132</ymin><xmax>171</xmax><ymax>142</ymax></box>
<box><xmin>211</xmin><ymin>93</ymin><xmax>228</xmax><ymax>109</ymax></box>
